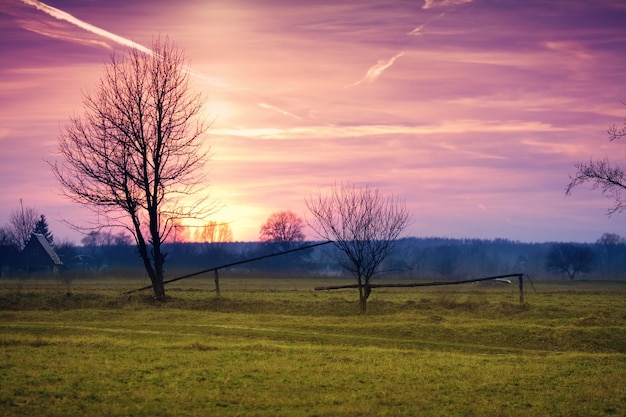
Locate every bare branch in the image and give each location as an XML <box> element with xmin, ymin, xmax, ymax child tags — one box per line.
<box><xmin>566</xmin><ymin>158</ymin><xmax>626</xmax><ymax>216</ymax></box>
<box><xmin>566</xmin><ymin>107</ymin><xmax>626</xmax><ymax>216</ymax></box>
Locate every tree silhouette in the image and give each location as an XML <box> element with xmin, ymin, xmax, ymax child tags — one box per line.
<box><xmin>33</xmin><ymin>215</ymin><xmax>54</xmax><ymax>246</ymax></box>
<box><xmin>195</xmin><ymin>220</ymin><xmax>233</xmax><ymax>244</ymax></box>
<box><xmin>9</xmin><ymin>199</ymin><xmax>39</xmax><ymax>250</ymax></box>
<box><xmin>0</xmin><ymin>227</ymin><xmax>20</xmax><ymax>273</ymax></box>
<box><xmin>595</xmin><ymin>233</ymin><xmax>626</xmax><ymax>278</ymax></box>
<box><xmin>545</xmin><ymin>243</ymin><xmax>595</xmax><ymax>280</ymax></box>
<box><xmin>259</xmin><ymin>210</ymin><xmax>306</xmax><ymax>251</ymax></box>
<box><xmin>51</xmin><ymin>38</ymin><xmax>214</xmax><ymax>300</ymax></box>
<box><xmin>307</xmin><ymin>183</ymin><xmax>411</xmax><ymax>314</ymax></box>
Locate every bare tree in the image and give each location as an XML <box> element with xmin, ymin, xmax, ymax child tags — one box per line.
<box><xmin>595</xmin><ymin>233</ymin><xmax>626</xmax><ymax>278</ymax></box>
<box><xmin>566</xmin><ymin>111</ymin><xmax>625</xmax><ymax>215</ymax></box>
<box><xmin>9</xmin><ymin>199</ymin><xmax>39</xmax><ymax>250</ymax></box>
<box><xmin>51</xmin><ymin>38</ymin><xmax>213</xmax><ymax>300</ymax></box>
<box><xmin>195</xmin><ymin>220</ymin><xmax>233</xmax><ymax>244</ymax></box>
<box><xmin>596</xmin><ymin>232</ymin><xmax>626</xmax><ymax>246</ymax></box>
<box><xmin>545</xmin><ymin>243</ymin><xmax>595</xmax><ymax>280</ymax></box>
<box><xmin>260</xmin><ymin>210</ymin><xmax>306</xmax><ymax>251</ymax></box>
<box><xmin>306</xmin><ymin>183</ymin><xmax>411</xmax><ymax>314</ymax></box>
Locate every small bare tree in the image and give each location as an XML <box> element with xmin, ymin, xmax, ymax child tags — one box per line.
<box><xmin>51</xmin><ymin>37</ymin><xmax>213</xmax><ymax>300</ymax></box>
<box><xmin>9</xmin><ymin>199</ymin><xmax>39</xmax><ymax>250</ymax></box>
<box><xmin>545</xmin><ymin>243</ymin><xmax>595</xmax><ymax>280</ymax></box>
<box><xmin>306</xmin><ymin>183</ymin><xmax>411</xmax><ymax>314</ymax></box>
<box><xmin>195</xmin><ymin>220</ymin><xmax>233</xmax><ymax>244</ymax></box>
<box><xmin>566</xmin><ymin>111</ymin><xmax>625</xmax><ymax>215</ymax></box>
<box><xmin>260</xmin><ymin>210</ymin><xmax>306</xmax><ymax>251</ymax></box>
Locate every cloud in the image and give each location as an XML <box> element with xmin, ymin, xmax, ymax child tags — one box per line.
<box><xmin>408</xmin><ymin>12</ymin><xmax>445</xmax><ymax>36</ymax></box>
<box><xmin>422</xmin><ymin>0</ymin><xmax>473</xmax><ymax>10</ymax></box>
<box><xmin>344</xmin><ymin>52</ymin><xmax>405</xmax><ymax>89</ymax></box>
<box><xmin>209</xmin><ymin>119</ymin><xmax>565</xmax><ymax>141</ymax></box>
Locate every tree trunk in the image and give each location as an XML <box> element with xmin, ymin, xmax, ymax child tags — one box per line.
<box><xmin>135</xmin><ymin>228</ymin><xmax>166</xmax><ymax>300</ymax></box>
<box><xmin>359</xmin><ymin>296</ymin><xmax>367</xmax><ymax>314</ymax></box>
<box><xmin>152</xmin><ymin>241</ymin><xmax>166</xmax><ymax>300</ymax></box>
<box><xmin>358</xmin><ymin>283</ymin><xmax>370</xmax><ymax>314</ymax></box>
<box><xmin>152</xmin><ymin>277</ymin><xmax>166</xmax><ymax>300</ymax></box>
<box><xmin>568</xmin><ymin>267</ymin><xmax>576</xmax><ymax>280</ymax></box>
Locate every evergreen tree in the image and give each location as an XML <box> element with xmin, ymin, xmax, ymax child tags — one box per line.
<box><xmin>33</xmin><ymin>214</ymin><xmax>54</xmax><ymax>246</ymax></box>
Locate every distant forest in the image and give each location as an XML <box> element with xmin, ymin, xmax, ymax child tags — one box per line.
<box><xmin>7</xmin><ymin>234</ymin><xmax>621</xmax><ymax>281</ymax></box>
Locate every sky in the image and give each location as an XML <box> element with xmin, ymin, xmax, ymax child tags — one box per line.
<box><xmin>1</xmin><ymin>0</ymin><xmax>626</xmax><ymax>244</ymax></box>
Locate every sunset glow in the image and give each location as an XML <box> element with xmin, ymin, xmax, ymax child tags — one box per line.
<box><xmin>1</xmin><ymin>0</ymin><xmax>625</xmax><ymax>243</ymax></box>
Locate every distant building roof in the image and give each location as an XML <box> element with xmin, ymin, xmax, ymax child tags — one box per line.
<box><xmin>23</xmin><ymin>233</ymin><xmax>63</xmax><ymax>266</ymax></box>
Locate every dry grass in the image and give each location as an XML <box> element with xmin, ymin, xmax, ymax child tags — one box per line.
<box><xmin>0</xmin><ymin>277</ymin><xmax>625</xmax><ymax>416</ymax></box>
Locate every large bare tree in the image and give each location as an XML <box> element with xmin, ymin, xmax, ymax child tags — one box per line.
<box><xmin>566</xmin><ymin>112</ymin><xmax>625</xmax><ymax>215</ymax></box>
<box><xmin>51</xmin><ymin>38</ymin><xmax>212</xmax><ymax>299</ymax></box>
<box><xmin>306</xmin><ymin>183</ymin><xmax>411</xmax><ymax>314</ymax></box>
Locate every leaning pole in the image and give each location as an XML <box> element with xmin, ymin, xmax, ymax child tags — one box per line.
<box><xmin>124</xmin><ymin>240</ymin><xmax>333</xmax><ymax>295</ymax></box>
<box><xmin>315</xmin><ymin>273</ymin><xmax>530</xmax><ymax>304</ymax></box>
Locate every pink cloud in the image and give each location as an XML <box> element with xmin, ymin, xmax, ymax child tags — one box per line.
<box><xmin>344</xmin><ymin>52</ymin><xmax>405</xmax><ymax>89</ymax></box>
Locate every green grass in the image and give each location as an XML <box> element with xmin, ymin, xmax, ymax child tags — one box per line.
<box><xmin>0</xmin><ymin>278</ymin><xmax>625</xmax><ymax>416</ymax></box>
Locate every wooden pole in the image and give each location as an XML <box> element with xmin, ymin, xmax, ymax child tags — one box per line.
<box><xmin>315</xmin><ymin>273</ymin><xmax>524</xmax><ymax>291</ymax></box>
<box><xmin>214</xmin><ymin>269</ymin><xmax>220</xmax><ymax>297</ymax></box>
<box><xmin>316</xmin><ymin>273</ymin><xmax>528</xmax><ymax>305</ymax></box>
<box><xmin>123</xmin><ymin>240</ymin><xmax>333</xmax><ymax>295</ymax></box>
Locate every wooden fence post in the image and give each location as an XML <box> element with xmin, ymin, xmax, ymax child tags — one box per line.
<box><xmin>518</xmin><ymin>274</ymin><xmax>524</xmax><ymax>304</ymax></box>
<box><xmin>123</xmin><ymin>241</ymin><xmax>333</xmax><ymax>295</ymax></box>
<box><xmin>214</xmin><ymin>269</ymin><xmax>220</xmax><ymax>297</ymax></box>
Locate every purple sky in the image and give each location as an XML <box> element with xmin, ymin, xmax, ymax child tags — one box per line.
<box><xmin>1</xmin><ymin>0</ymin><xmax>626</xmax><ymax>243</ymax></box>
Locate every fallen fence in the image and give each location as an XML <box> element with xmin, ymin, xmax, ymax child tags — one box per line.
<box><xmin>315</xmin><ymin>273</ymin><xmax>533</xmax><ymax>304</ymax></box>
<box><xmin>124</xmin><ymin>242</ymin><xmax>534</xmax><ymax>304</ymax></box>
<box><xmin>123</xmin><ymin>240</ymin><xmax>333</xmax><ymax>296</ymax></box>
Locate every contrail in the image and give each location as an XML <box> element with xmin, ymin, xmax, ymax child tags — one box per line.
<box><xmin>258</xmin><ymin>103</ymin><xmax>302</xmax><ymax>120</ymax></box>
<box><xmin>422</xmin><ymin>0</ymin><xmax>473</xmax><ymax>10</ymax></box>
<box><xmin>20</xmin><ymin>0</ymin><xmax>300</xmax><ymax>119</ymax></box>
<box><xmin>21</xmin><ymin>0</ymin><xmax>153</xmax><ymax>56</ymax></box>
<box><xmin>344</xmin><ymin>52</ymin><xmax>405</xmax><ymax>89</ymax></box>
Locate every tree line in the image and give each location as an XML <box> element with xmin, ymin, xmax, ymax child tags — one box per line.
<box><xmin>3</xmin><ymin>229</ymin><xmax>623</xmax><ymax>283</ymax></box>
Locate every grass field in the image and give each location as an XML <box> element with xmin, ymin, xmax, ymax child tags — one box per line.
<box><xmin>1</xmin><ymin>276</ymin><xmax>625</xmax><ymax>416</ymax></box>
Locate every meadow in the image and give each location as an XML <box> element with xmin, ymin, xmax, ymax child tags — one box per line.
<box><xmin>0</xmin><ymin>275</ymin><xmax>624</xmax><ymax>416</ymax></box>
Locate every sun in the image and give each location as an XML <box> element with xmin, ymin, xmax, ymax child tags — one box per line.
<box><xmin>204</xmin><ymin>99</ymin><xmax>233</xmax><ymax>125</ymax></box>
